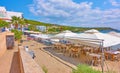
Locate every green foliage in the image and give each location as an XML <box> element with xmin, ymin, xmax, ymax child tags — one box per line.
<box><xmin>11</xmin><ymin>16</ymin><xmax>20</xmax><ymax>24</ymax></box>
<box><xmin>42</xmin><ymin>66</ymin><xmax>48</xmax><ymax>73</ymax></box>
<box><xmin>28</xmin><ymin>24</ymin><xmax>39</xmax><ymax>31</ymax></box>
<box><xmin>11</xmin><ymin>29</ymin><xmax>23</xmax><ymax>40</ymax></box>
<box><xmin>0</xmin><ymin>20</ymin><xmax>9</xmax><ymax>27</ymax></box>
<box><xmin>25</xmin><ymin>19</ymin><xmax>114</xmax><ymax>33</ymax></box>
<box><xmin>25</xmin><ymin>19</ymin><xmax>52</xmax><ymax>27</ymax></box>
<box><xmin>11</xmin><ymin>16</ymin><xmax>26</xmax><ymax>29</ymax></box>
<box><xmin>47</xmin><ymin>27</ymin><xmax>60</xmax><ymax>33</ymax></box>
<box><xmin>72</xmin><ymin>64</ymin><xmax>101</xmax><ymax>73</ymax></box>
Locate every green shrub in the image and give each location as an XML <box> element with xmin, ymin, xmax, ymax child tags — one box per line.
<box><xmin>72</xmin><ymin>64</ymin><xmax>101</xmax><ymax>73</ymax></box>
<box><xmin>28</xmin><ymin>24</ymin><xmax>39</xmax><ymax>31</ymax></box>
<box><xmin>0</xmin><ymin>20</ymin><xmax>9</xmax><ymax>28</ymax></box>
<box><xmin>11</xmin><ymin>29</ymin><xmax>23</xmax><ymax>40</ymax></box>
<box><xmin>42</xmin><ymin>66</ymin><xmax>48</xmax><ymax>73</ymax></box>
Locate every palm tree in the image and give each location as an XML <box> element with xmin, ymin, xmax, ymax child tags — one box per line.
<box><xmin>11</xmin><ymin>16</ymin><xmax>20</xmax><ymax>29</ymax></box>
<box><xmin>11</xmin><ymin>16</ymin><xmax>26</xmax><ymax>30</ymax></box>
<box><xmin>19</xmin><ymin>18</ymin><xmax>26</xmax><ymax>31</ymax></box>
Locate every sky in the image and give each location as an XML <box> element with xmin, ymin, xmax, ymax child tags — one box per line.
<box><xmin>0</xmin><ymin>0</ymin><xmax>120</xmax><ymax>30</ymax></box>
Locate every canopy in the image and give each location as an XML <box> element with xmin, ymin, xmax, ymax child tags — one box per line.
<box><xmin>66</xmin><ymin>29</ymin><xmax>120</xmax><ymax>48</ymax></box>
<box><xmin>109</xmin><ymin>31</ymin><xmax>120</xmax><ymax>37</ymax></box>
<box><xmin>30</xmin><ymin>34</ymin><xmax>50</xmax><ymax>39</ymax></box>
<box><xmin>24</xmin><ymin>30</ymin><xmax>41</xmax><ymax>34</ymax></box>
<box><xmin>51</xmin><ymin>30</ymin><xmax>78</xmax><ymax>39</ymax></box>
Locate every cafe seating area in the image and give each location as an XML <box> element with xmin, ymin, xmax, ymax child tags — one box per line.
<box><xmin>51</xmin><ymin>42</ymin><xmax>120</xmax><ymax>66</ymax></box>
<box><xmin>104</xmin><ymin>50</ymin><xmax>120</xmax><ymax>61</ymax></box>
<box><xmin>25</xmin><ymin>29</ymin><xmax>120</xmax><ymax>67</ymax></box>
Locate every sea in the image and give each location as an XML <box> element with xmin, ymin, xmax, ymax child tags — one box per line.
<box><xmin>100</xmin><ymin>30</ymin><xmax>120</xmax><ymax>33</ymax></box>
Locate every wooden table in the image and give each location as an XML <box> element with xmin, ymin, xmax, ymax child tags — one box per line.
<box><xmin>89</xmin><ymin>53</ymin><xmax>101</xmax><ymax>66</ymax></box>
<box><xmin>81</xmin><ymin>47</ymin><xmax>92</xmax><ymax>55</ymax></box>
<box><xmin>70</xmin><ymin>47</ymin><xmax>80</xmax><ymax>57</ymax></box>
<box><xmin>105</xmin><ymin>51</ymin><xmax>120</xmax><ymax>61</ymax></box>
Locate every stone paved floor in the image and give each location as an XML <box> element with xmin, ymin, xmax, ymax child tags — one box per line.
<box><xmin>22</xmin><ymin>40</ymin><xmax>72</xmax><ymax>73</ymax></box>
<box><xmin>0</xmin><ymin>42</ymin><xmax>20</xmax><ymax>73</ymax></box>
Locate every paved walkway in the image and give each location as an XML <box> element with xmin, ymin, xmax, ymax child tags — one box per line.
<box><xmin>0</xmin><ymin>42</ymin><xmax>20</xmax><ymax>73</ymax></box>
<box><xmin>22</xmin><ymin>40</ymin><xmax>72</xmax><ymax>73</ymax></box>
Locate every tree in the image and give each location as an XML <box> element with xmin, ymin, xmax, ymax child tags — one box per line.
<box><xmin>19</xmin><ymin>18</ymin><xmax>26</xmax><ymax>31</ymax></box>
<box><xmin>0</xmin><ymin>20</ymin><xmax>9</xmax><ymax>28</ymax></box>
<box><xmin>11</xmin><ymin>16</ymin><xmax>20</xmax><ymax>29</ymax></box>
<box><xmin>11</xmin><ymin>29</ymin><xmax>22</xmax><ymax>41</ymax></box>
<box><xmin>11</xmin><ymin>16</ymin><xmax>26</xmax><ymax>30</ymax></box>
<box><xmin>28</xmin><ymin>24</ymin><xmax>39</xmax><ymax>31</ymax></box>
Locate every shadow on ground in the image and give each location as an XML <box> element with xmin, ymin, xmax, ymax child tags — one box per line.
<box><xmin>10</xmin><ymin>52</ymin><xmax>21</xmax><ymax>73</ymax></box>
<box><xmin>44</xmin><ymin>48</ymin><xmax>83</xmax><ymax>66</ymax></box>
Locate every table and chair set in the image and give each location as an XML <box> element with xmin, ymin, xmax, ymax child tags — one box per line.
<box><xmin>104</xmin><ymin>50</ymin><xmax>120</xmax><ymax>61</ymax></box>
<box><xmin>52</xmin><ymin>43</ymin><xmax>120</xmax><ymax>66</ymax></box>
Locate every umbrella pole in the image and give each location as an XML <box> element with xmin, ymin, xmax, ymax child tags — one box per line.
<box><xmin>101</xmin><ymin>40</ymin><xmax>104</xmax><ymax>73</ymax></box>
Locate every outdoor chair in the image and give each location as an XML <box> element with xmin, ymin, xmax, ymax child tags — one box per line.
<box><xmin>91</xmin><ymin>57</ymin><xmax>101</xmax><ymax>66</ymax></box>
<box><xmin>70</xmin><ymin>48</ymin><xmax>80</xmax><ymax>58</ymax></box>
<box><xmin>114</xmin><ymin>54</ymin><xmax>120</xmax><ymax>61</ymax></box>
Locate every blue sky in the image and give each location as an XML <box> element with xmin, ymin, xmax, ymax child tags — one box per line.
<box><xmin>0</xmin><ymin>0</ymin><xmax>120</xmax><ymax>30</ymax></box>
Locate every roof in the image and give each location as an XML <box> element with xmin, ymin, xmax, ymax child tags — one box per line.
<box><xmin>67</xmin><ymin>31</ymin><xmax>120</xmax><ymax>48</ymax></box>
<box><xmin>7</xmin><ymin>11</ymin><xmax>23</xmax><ymax>19</ymax></box>
<box><xmin>0</xmin><ymin>6</ymin><xmax>6</xmax><ymax>11</ymax></box>
<box><xmin>109</xmin><ymin>31</ymin><xmax>120</xmax><ymax>37</ymax></box>
<box><xmin>52</xmin><ymin>30</ymin><xmax>78</xmax><ymax>39</ymax></box>
<box><xmin>0</xmin><ymin>18</ymin><xmax>11</xmax><ymax>20</ymax></box>
<box><xmin>0</xmin><ymin>6</ymin><xmax>23</xmax><ymax>20</ymax></box>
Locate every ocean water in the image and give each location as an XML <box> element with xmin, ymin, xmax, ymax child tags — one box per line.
<box><xmin>100</xmin><ymin>30</ymin><xmax>120</xmax><ymax>33</ymax></box>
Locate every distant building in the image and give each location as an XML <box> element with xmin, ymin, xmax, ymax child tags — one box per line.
<box><xmin>36</xmin><ymin>26</ymin><xmax>46</xmax><ymax>32</ymax></box>
<box><xmin>0</xmin><ymin>6</ymin><xmax>23</xmax><ymax>22</ymax></box>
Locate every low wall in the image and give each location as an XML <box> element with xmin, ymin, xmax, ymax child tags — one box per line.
<box><xmin>0</xmin><ymin>31</ymin><xmax>14</xmax><ymax>57</ymax></box>
<box><xmin>0</xmin><ymin>32</ymin><xmax>7</xmax><ymax>57</ymax></box>
<box><xmin>18</xmin><ymin>46</ymin><xmax>44</xmax><ymax>73</ymax></box>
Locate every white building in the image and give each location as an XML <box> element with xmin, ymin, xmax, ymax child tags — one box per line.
<box><xmin>36</xmin><ymin>26</ymin><xmax>46</xmax><ymax>32</ymax></box>
<box><xmin>0</xmin><ymin>6</ymin><xmax>23</xmax><ymax>21</ymax></box>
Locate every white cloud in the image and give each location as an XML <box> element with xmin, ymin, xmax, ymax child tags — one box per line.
<box><xmin>110</xmin><ymin>0</ymin><xmax>120</xmax><ymax>6</ymax></box>
<box><xmin>29</xmin><ymin>0</ymin><xmax>120</xmax><ymax>29</ymax></box>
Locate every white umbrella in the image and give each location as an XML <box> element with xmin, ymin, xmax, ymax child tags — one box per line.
<box><xmin>109</xmin><ymin>31</ymin><xmax>120</xmax><ymax>37</ymax></box>
<box><xmin>51</xmin><ymin>30</ymin><xmax>78</xmax><ymax>39</ymax></box>
<box><xmin>38</xmin><ymin>34</ymin><xmax>50</xmax><ymax>39</ymax></box>
<box><xmin>67</xmin><ymin>29</ymin><xmax>120</xmax><ymax>48</ymax></box>
<box><xmin>30</xmin><ymin>34</ymin><xmax>50</xmax><ymax>39</ymax></box>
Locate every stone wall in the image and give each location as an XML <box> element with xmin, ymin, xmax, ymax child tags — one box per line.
<box><xmin>18</xmin><ymin>46</ymin><xmax>44</xmax><ymax>73</ymax></box>
<box><xmin>0</xmin><ymin>32</ymin><xmax>7</xmax><ymax>57</ymax></box>
<box><xmin>0</xmin><ymin>31</ymin><xmax>14</xmax><ymax>57</ymax></box>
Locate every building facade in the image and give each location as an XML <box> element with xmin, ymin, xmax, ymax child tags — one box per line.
<box><xmin>36</xmin><ymin>26</ymin><xmax>46</xmax><ymax>32</ymax></box>
<box><xmin>0</xmin><ymin>6</ymin><xmax>23</xmax><ymax>21</ymax></box>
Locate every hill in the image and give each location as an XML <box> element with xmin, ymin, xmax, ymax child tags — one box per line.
<box><xmin>25</xmin><ymin>19</ymin><xmax>117</xmax><ymax>33</ymax></box>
